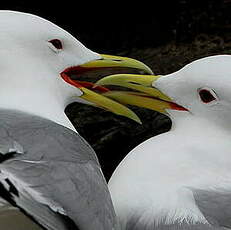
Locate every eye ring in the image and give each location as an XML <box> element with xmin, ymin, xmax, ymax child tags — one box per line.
<box><xmin>48</xmin><ymin>39</ymin><xmax>63</xmax><ymax>52</ymax></box>
<box><xmin>198</xmin><ymin>87</ymin><xmax>218</xmax><ymax>104</ymax></box>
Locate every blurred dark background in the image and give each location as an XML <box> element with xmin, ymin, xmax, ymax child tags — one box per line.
<box><xmin>2</xmin><ymin>0</ymin><xmax>231</xmax><ymax>180</ymax></box>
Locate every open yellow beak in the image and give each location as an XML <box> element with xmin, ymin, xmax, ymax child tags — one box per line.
<box><xmin>96</xmin><ymin>74</ymin><xmax>187</xmax><ymax>114</ymax></box>
<box><xmin>61</xmin><ymin>55</ymin><xmax>153</xmax><ymax>123</ymax></box>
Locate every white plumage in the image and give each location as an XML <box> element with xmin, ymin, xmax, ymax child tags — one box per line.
<box><xmin>109</xmin><ymin>55</ymin><xmax>231</xmax><ymax>230</ymax></box>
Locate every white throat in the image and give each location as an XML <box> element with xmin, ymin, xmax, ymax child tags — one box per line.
<box><xmin>109</xmin><ymin>110</ymin><xmax>231</xmax><ymax>228</ymax></box>
<box><xmin>0</xmin><ymin>90</ymin><xmax>77</xmax><ymax>132</ymax></box>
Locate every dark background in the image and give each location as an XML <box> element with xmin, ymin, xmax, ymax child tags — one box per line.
<box><xmin>2</xmin><ymin>1</ymin><xmax>231</xmax><ymax>180</ymax></box>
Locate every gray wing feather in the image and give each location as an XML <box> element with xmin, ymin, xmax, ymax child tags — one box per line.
<box><xmin>193</xmin><ymin>188</ymin><xmax>231</xmax><ymax>228</ymax></box>
<box><xmin>0</xmin><ymin>110</ymin><xmax>118</xmax><ymax>230</ymax></box>
<box><xmin>1</xmin><ymin>159</ymin><xmax>115</xmax><ymax>230</ymax></box>
<box><xmin>13</xmin><ymin>191</ymin><xmax>72</xmax><ymax>230</ymax></box>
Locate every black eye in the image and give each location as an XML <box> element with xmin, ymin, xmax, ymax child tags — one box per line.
<box><xmin>49</xmin><ymin>39</ymin><xmax>63</xmax><ymax>50</ymax></box>
<box><xmin>199</xmin><ymin>89</ymin><xmax>217</xmax><ymax>103</ymax></box>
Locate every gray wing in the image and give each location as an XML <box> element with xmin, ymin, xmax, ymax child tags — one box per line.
<box><xmin>0</xmin><ymin>159</ymin><xmax>116</xmax><ymax>230</ymax></box>
<box><xmin>193</xmin><ymin>188</ymin><xmax>231</xmax><ymax>229</ymax></box>
<box><xmin>0</xmin><ymin>110</ymin><xmax>118</xmax><ymax>230</ymax></box>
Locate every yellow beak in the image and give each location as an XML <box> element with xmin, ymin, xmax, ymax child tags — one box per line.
<box><xmin>61</xmin><ymin>55</ymin><xmax>153</xmax><ymax>123</ymax></box>
<box><xmin>96</xmin><ymin>74</ymin><xmax>187</xmax><ymax>114</ymax></box>
<box><xmin>79</xmin><ymin>86</ymin><xmax>142</xmax><ymax>124</ymax></box>
<box><xmin>79</xmin><ymin>54</ymin><xmax>153</xmax><ymax>74</ymax></box>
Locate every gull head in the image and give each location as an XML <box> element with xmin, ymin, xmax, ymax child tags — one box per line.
<box><xmin>0</xmin><ymin>10</ymin><xmax>152</xmax><ymax>124</ymax></box>
<box><xmin>97</xmin><ymin>55</ymin><xmax>231</xmax><ymax>129</ymax></box>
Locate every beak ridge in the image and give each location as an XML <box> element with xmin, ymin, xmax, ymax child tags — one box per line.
<box><xmin>79</xmin><ymin>54</ymin><xmax>154</xmax><ymax>75</ymax></box>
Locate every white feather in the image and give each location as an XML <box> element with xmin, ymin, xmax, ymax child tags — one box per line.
<box><xmin>0</xmin><ymin>11</ymin><xmax>101</xmax><ymax>132</ymax></box>
<box><xmin>109</xmin><ymin>55</ymin><xmax>231</xmax><ymax>229</ymax></box>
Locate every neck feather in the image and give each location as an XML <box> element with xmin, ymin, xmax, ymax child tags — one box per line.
<box><xmin>0</xmin><ymin>90</ymin><xmax>77</xmax><ymax>132</ymax></box>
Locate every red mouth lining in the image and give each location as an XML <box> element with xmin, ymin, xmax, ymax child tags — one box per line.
<box><xmin>61</xmin><ymin>66</ymin><xmax>95</xmax><ymax>76</ymax></box>
<box><xmin>60</xmin><ymin>66</ymin><xmax>110</xmax><ymax>93</ymax></box>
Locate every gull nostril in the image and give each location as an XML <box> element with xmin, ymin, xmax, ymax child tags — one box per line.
<box><xmin>112</xmin><ymin>59</ymin><xmax>123</xmax><ymax>62</ymax></box>
<box><xmin>128</xmin><ymin>81</ymin><xmax>142</xmax><ymax>85</ymax></box>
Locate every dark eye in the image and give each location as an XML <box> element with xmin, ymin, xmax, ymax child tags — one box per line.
<box><xmin>199</xmin><ymin>88</ymin><xmax>217</xmax><ymax>103</ymax></box>
<box><xmin>48</xmin><ymin>39</ymin><xmax>63</xmax><ymax>50</ymax></box>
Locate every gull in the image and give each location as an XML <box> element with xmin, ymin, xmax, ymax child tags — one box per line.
<box><xmin>0</xmin><ymin>10</ymin><xmax>152</xmax><ymax>230</ymax></box>
<box><xmin>97</xmin><ymin>55</ymin><xmax>231</xmax><ymax>230</ymax></box>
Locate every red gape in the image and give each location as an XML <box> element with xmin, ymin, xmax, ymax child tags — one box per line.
<box><xmin>60</xmin><ymin>72</ymin><xmax>110</xmax><ymax>93</ymax></box>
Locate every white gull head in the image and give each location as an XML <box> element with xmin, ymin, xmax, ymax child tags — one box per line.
<box><xmin>0</xmin><ymin>11</ymin><xmax>151</xmax><ymax>131</ymax></box>
<box><xmin>155</xmin><ymin>55</ymin><xmax>231</xmax><ymax>130</ymax></box>
<box><xmin>0</xmin><ymin>11</ymin><xmax>100</xmax><ymax>131</ymax></box>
